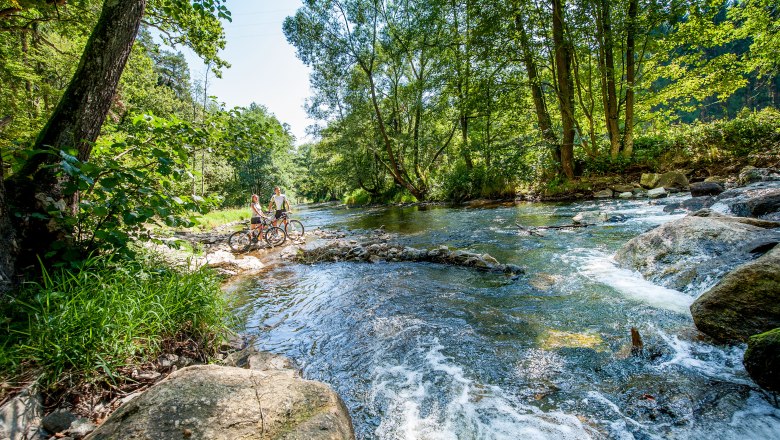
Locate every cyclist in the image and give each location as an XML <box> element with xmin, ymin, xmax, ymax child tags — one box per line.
<box><xmin>249</xmin><ymin>194</ymin><xmax>268</xmax><ymax>239</ymax></box>
<box><xmin>268</xmin><ymin>186</ymin><xmax>291</xmax><ymax>228</ymax></box>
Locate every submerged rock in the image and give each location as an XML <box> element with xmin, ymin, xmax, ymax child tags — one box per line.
<box><xmin>743</xmin><ymin>327</ymin><xmax>780</xmax><ymax>392</ymax></box>
<box><xmin>690</xmin><ymin>246</ymin><xmax>780</xmax><ymax>343</ymax></box>
<box><xmin>85</xmin><ymin>364</ymin><xmax>354</xmax><ymax>440</ymax></box>
<box><xmin>614</xmin><ymin>210</ymin><xmax>780</xmax><ymax>293</ymax></box>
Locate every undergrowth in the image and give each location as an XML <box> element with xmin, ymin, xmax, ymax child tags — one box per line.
<box><xmin>0</xmin><ymin>253</ymin><xmax>232</xmax><ymax>395</ymax></box>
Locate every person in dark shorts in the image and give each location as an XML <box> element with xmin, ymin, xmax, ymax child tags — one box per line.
<box><xmin>267</xmin><ymin>186</ymin><xmax>291</xmax><ymax>227</ymax></box>
<box><xmin>249</xmin><ymin>194</ymin><xmax>267</xmax><ymax>238</ymax></box>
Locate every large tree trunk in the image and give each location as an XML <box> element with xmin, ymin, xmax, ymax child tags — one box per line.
<box><xmin>553</xmin><ymin>0</ymin><xmax>575</xmax><ymax>179</ymax></box>
<box><xmin>515</xmin><ymin>11</ymin><xmax>559</xmax><ymax>162</ymax></box>
<box><xmin>4</xmin><ymin>0</ymin><xmax>147</xmax><ymax>280</ymax></box>
<box><xmin>622</xmin><ymin>0</ymin><xmax>638</xmax><ymax>158</ymax></box>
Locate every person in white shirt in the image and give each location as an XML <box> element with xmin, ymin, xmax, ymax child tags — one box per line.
<box><xmin>268</xmin><ymin>186</ymin><xmax>291</xmax><ymax>227</ymax></box>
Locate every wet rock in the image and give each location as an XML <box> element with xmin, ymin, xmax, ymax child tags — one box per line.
<box><xmin>615</xmin><ymin>211</ymin><xmax>780</xmax><ymax>293</ymax></box>
<box><xmin>690</xmin><ymin>182</ymin><xmax>724</xmax><ymax>197</ymax></box>
<box><xmin>656</xmin><ymin>171</ymin><xmax>690</xmax><ymax>190</ymax></box>
<box><xmin>0</xmin><ymin>386</ymin><xmax>42</xmax><ymax>440</ymax></box>
<box><xmin>743</xmin><ymin>327</ymin><xmax>780</xmax><ymax>392</ymax></box>
<box><xmin>593</xmin><ymin>189</ymin><xmax>613</xmax><ymax>199</ymax></box>
<box><xmin>662</xmin><ymin>196</ymin><xmax>714</xmax><ymax>213</ymax></box>
<box><xmin>711</xmin><ymin>181</ymin><xmax>780</xmax><ymax>220</ymax></box>
<box><xmin>84</xmin><ymin>365</ymin><xmax>354</xmax><ymax>440</ymax></box>
<box><xmin>690</xmin><ymin>246</ymin><xmax>780</xmax><ymax>343</ymax></box>
<box><xmin>647</xmin><ymin>187</ymin><xmax>668</xmax><ymax>199</ymax></box>
<box><xmin>738</xmin><ymin>166</ymin><xmax>780</xmax><ymax>185</ymax></box>
<box><xmin>640</xmin><ymin>173</ymin><xmax>661</xmax><ymax>189</ymax></box>
<box><xmin>572</xmin><ymin>211</ymin><xmax>608</xmax><ymax>224</ymax></box>
<box><xmin>618</xmin><ymin>191</ymin><xmax>633</xmax><ymax>199</ymax></box>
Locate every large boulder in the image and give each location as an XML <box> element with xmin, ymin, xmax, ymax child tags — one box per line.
<box><xmin>743</xmin><ymin>328</ymin><xmax>780</xmax><ymax>392</ymax></box>
<box><xmin>690</xmin><ymin>182</ymin><xmax>724</xmax><ymax>197</ymax></box>
<box><xmin>640</xmin><ymin>173</ymin><xmax>660</xmax><ymax>189</ymax></box>
<box><xmin>738</xmin><ymin>166</ymin><xmax>780</xmax><ymax>185</ymax></box>
<box><xmin>85</xmin><ymin>364</ymin><xmax>354</xmax><ymax>440</ymax></box>
<box><xmin>689</xmin><ymin>246</ymin><xmax>780</xmax><ymax>343</ymax></box>
<box><xmin>655</xmin><ymin>171</ymin><xmax>689</xmax><ymax>190</ymax></box>
<box><xmin>711</xmin><ymin>181</ymin><xmax>780</xmax><ymax>221</ymax></box>
<box><xmin>614</xmin><ymin>210</ymin><xmax>780</xmax><ymax>293</ymax></box>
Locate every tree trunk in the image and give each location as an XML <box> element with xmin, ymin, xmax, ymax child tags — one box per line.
<box><xmin>553</xmin><ymin>0</ymin><xmax>575</xmax><ymax>179</ymax></box>
<box><xmin>515</xmin><ymin>11</ymin><xmax>559</xmax><ymax>161</ymax></box>
<box><xmin>596</xmin><ymin>0</ymin><xmax>620</xmax><ymax>158</ymax></box>
<box><xmin>622</xmin><ymin>0</ymin><xmax>638</xmax><ymax>158</ymax></box>
<box><xmin>4</xmin><ymin>0</ymin><xmax>147</xmax><ymax>278</ymax></box>
<box><xmin>0</xmin><ymin>116</ymin><xmax>16</xmax><ymax>295</ymax></box>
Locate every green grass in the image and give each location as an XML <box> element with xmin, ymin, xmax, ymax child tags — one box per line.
<box><xmin>0</xmin><ymin>253</ymin><xmax>232</xmax><ymax>389</ymax></box>
<box><xmin>194</xmin><ymin>207</ymin><xmax>249</xmax><ymax>230</ymax></box>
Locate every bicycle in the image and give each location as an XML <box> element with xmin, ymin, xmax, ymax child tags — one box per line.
<box><xmin>274</xmin><ymin>212</ymin><xmax>305</xmax><ymax>240</ymax></box>
<box><xmin>228</xmin><ymin>217</ymin><xmax>286</xmax><ymax>252</ymax></box>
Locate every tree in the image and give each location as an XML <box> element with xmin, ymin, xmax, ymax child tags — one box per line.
<box><xmin>1</xmin><ymin>0</ymin><xmax>230</xmax><ymax>294</ymax></box>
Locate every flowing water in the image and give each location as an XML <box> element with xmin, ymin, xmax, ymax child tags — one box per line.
<box><xmin>230</xmin><ymin>196</ymin><xmax>780</xmax><ymax>439</ymax></box>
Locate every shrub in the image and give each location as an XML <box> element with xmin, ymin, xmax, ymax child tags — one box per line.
<box><xmin>342</xmin><ymin>188</ymin><xmax>372</xmax><ymax>205</ymax></box>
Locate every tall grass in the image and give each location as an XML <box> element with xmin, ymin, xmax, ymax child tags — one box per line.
<box><xmin>194</xmin><ymin>207</ymin><xmax>249</xmax><ymax>230</ymax></box>
<box><xmin>0</xmin><ymin>253</ymin><xmax>232</xmax><ymax>388</ymax></box>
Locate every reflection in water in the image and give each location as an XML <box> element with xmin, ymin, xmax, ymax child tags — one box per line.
<box><xmin>231</xmin><ymin>198</ymin><xmax>780</xmax><ymax>439</ymax></box>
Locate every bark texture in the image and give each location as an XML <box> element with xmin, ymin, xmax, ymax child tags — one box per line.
<box><xmin>3</xmin><ymin>0</ymin><xmax>147</xmax><ymax>281</ymax></box>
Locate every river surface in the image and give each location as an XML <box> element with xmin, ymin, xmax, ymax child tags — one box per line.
<box><xmin>229</xmin><ymin>196</ymin><xmax>780</xmax><ymax>439</ymax></box>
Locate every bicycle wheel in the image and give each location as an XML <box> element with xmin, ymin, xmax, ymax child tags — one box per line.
<box><xmin>228</xmin><ymin>230</ymin><xmax>251</xmax><ymax>252</ymax></box>
<box><xmin>284</xmin><ymin>220</ymin><xmax>305</xmax><ymax>240</ymax></box>
<box><xmin>264</xmin><ymin>226</ymin><xmax>287</xmax><ymax>247</ymax></box>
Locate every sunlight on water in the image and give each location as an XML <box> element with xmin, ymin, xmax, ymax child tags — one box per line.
<box><xmin>237</xmin><ymin>200</ymin><xmax>780</xmax><ymax>440</ymax></box>
<box><xmin>372</xmin><ymin>340</ymin><xmax>595</xmax><ymax>440</ymax></box>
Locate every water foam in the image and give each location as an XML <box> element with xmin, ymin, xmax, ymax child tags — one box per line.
<box><xmin>571</xmin><ymin>250</ymin><xmax>694</xmax><ymax>313</ymax></box>
<box><xmin>371</xmin><ymin>340</ymin><xmax>594</xmax><ymax>440</ymax></box>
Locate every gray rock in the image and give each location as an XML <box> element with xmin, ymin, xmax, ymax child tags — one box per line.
<box><xmin>618</xmin><ymin>191</ymin><xmax>633</xmax><ymax>199</ymax></box>
<box><xmin>615</xmin><ymin>212</ymin><xmax>780</xmax><ymax>293</ymax></box>
<box><xmin>690</xmin><ymin>182</ymin><xmax>724</xmax><ymax>197</ymax></box>
<box><xmin>0</xmin><ymin>386</ymin><xmax>42</xmax><ymax>440</ymax></box>
<box><xmin>656</xmin><ymin>172</ymin><xmax>690</xmax><ymax>190</ymax></box>
<box><xmin>66</xmin><ymin>418</ymin><xmax>97</xmax><ymax>439</ymax></box>
<box><xmin>712</xmin><ymin>181</ymin><xmax>780</xmax><ymax>219</ymax></box>
<box><xmin>84</xmin><ymin>365</ymin><xmax>354</xmax><ymax>440</ymax></box>
<box><xmin>647</xmin><ymin>187</ymin><xmax>668</xmax><ymax>199</ymax></box>
<box><xmin>42</xmin><ymin>410</ymin><xmax>77</xmax><ymax>434</ymax></box>
<box><xmin>738</xmin><ymin>166</ymin><xmax>780</xmax><ymax>185</ymax></box>
<box><xmin>663</xmin><ymin>196</ymin><xmax>715</xmax><ymax>213</ymax></box>
<box><xmin>593</xmin><ymin>189</ymin><xmax>613</xmax><ymax>198</ymax></box>
<box><xmin>690</xmin><ymin>246</ymin><xmax>780</xmax><ymax>343</ymax></box>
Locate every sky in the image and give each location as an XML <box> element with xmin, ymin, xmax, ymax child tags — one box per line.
<box><xmin>179</xmin><ymin>0</ymin><xmax>313</xmax><ymax>144</ymax></box>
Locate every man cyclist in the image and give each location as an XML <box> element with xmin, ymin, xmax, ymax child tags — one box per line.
<box><xmin>268</xmin><ymin>186</ymin><xmax>291</xmax><ymax>228</ymax></box>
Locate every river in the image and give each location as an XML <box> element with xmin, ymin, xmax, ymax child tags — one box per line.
<box><xmin>229</xmin><ymin>196</ymin><xmax>780</xmax><ymax>439</ymax></box>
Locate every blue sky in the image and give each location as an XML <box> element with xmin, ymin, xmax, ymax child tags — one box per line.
<box><xmin>180</xmin><ymin>0</ymin><xmax>313</xmax><ymax>144</ymax></box>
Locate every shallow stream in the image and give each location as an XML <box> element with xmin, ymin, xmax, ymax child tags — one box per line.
<box><xmin>230</xmin><ymin>197</ymin><xmax>780</xmax><ymax>439</ymax></box>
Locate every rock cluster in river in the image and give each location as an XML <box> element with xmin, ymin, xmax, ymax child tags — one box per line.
<box><xmin>290</xmin><ymin>240</ymin><xmax>524</xmax><ymax>276</ymax></box>
<box><xmin>614</xmin><ymin>179</ymin><xmax>780</xmax><ymax>391</ymax></box>
<box><xmin>614</xmin><ymin>209</ymin><xmax>780</xmax><ymax>293</ymax></box>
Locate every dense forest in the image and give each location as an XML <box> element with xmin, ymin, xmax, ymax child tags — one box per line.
<box><xmin>0</xmin><ymin>0</ymin><xmax>777</xmax><ymax>285</ymax></box>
